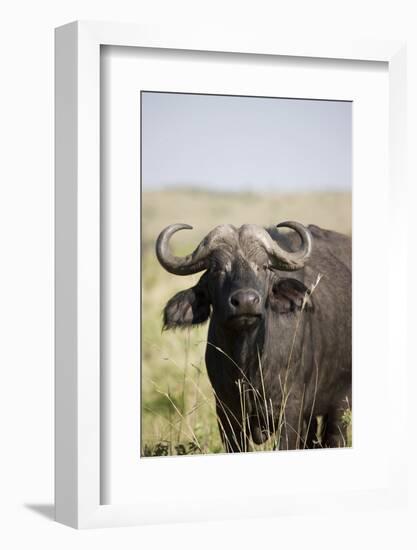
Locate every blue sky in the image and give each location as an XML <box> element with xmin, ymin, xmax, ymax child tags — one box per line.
<box><xmin>141</xmin><ymin>92</ymin><xmax>352</xmax><ymax>193</ymax></box>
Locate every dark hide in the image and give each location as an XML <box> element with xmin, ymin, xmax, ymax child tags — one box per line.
<box><xmin>162</xmin><ymin>224</ymin><xmax>351</xmax><ymax>452</ymax></box>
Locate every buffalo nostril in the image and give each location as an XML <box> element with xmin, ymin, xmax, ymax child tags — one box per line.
<box><xmin>231</xmin><ymin>295</ymin><xmax>240</xmax><ymax>307</ymax></box>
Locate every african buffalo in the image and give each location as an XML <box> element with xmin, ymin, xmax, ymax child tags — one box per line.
<box><xmin>156</xmin><ymin>222</ymin><xmax>351</xmax><ymax>452</ymax></box>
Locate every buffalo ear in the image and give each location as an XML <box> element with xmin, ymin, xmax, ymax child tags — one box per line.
<box><xmin>271</xmin><ymin>278</ymin><xmax>313</xmax><ymax>314</ymax></box>
<box><xmin>163</xmin><ymin>285</ymin><xmax>210</xmax><ymax>330</ymax></box>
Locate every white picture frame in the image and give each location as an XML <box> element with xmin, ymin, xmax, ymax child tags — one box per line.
<box><xmin>55</xmin><ymin>21</ymin><xmax>407</xmax><ymax>529</ymax></box>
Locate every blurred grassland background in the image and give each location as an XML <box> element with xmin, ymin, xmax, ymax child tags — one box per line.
<box><xmin>141</xmin><ymin>188</ymin><xmax>351</xmax><ymax>456</ymax></box>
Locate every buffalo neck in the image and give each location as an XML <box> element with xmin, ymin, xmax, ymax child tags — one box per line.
<box><xmin>209</xmin><ymin>316</ymin><xmax>266</xmax><ymax>380</ymax></box>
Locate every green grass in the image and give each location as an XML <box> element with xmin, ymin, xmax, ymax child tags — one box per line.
<box><xmin>141</xmin><ymin>188</ymin><xmax>352</xmax><ymax>456</ymax></box>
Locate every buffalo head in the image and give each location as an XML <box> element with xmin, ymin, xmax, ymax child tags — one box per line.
<box><xmin>157</xmin><ymin>222</ymin><xmax>313</xmax><ymax>332</ymax></box>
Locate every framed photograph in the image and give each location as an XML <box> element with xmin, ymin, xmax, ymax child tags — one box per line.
<box><xmin>55</xmin><ymin>22</ymin><xmax>407</xmax><ymax>528</ymax></box>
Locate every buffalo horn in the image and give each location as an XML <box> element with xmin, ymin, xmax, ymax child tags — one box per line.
<box><xmin>268</xmin><ymin>221</ymin><xmax>312</xmax><ymax>271</ymax></box>
<box><xmin>156</xmin><ymin>223</ymin><xmax>235</xmax><ymax>276</ymax></box>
